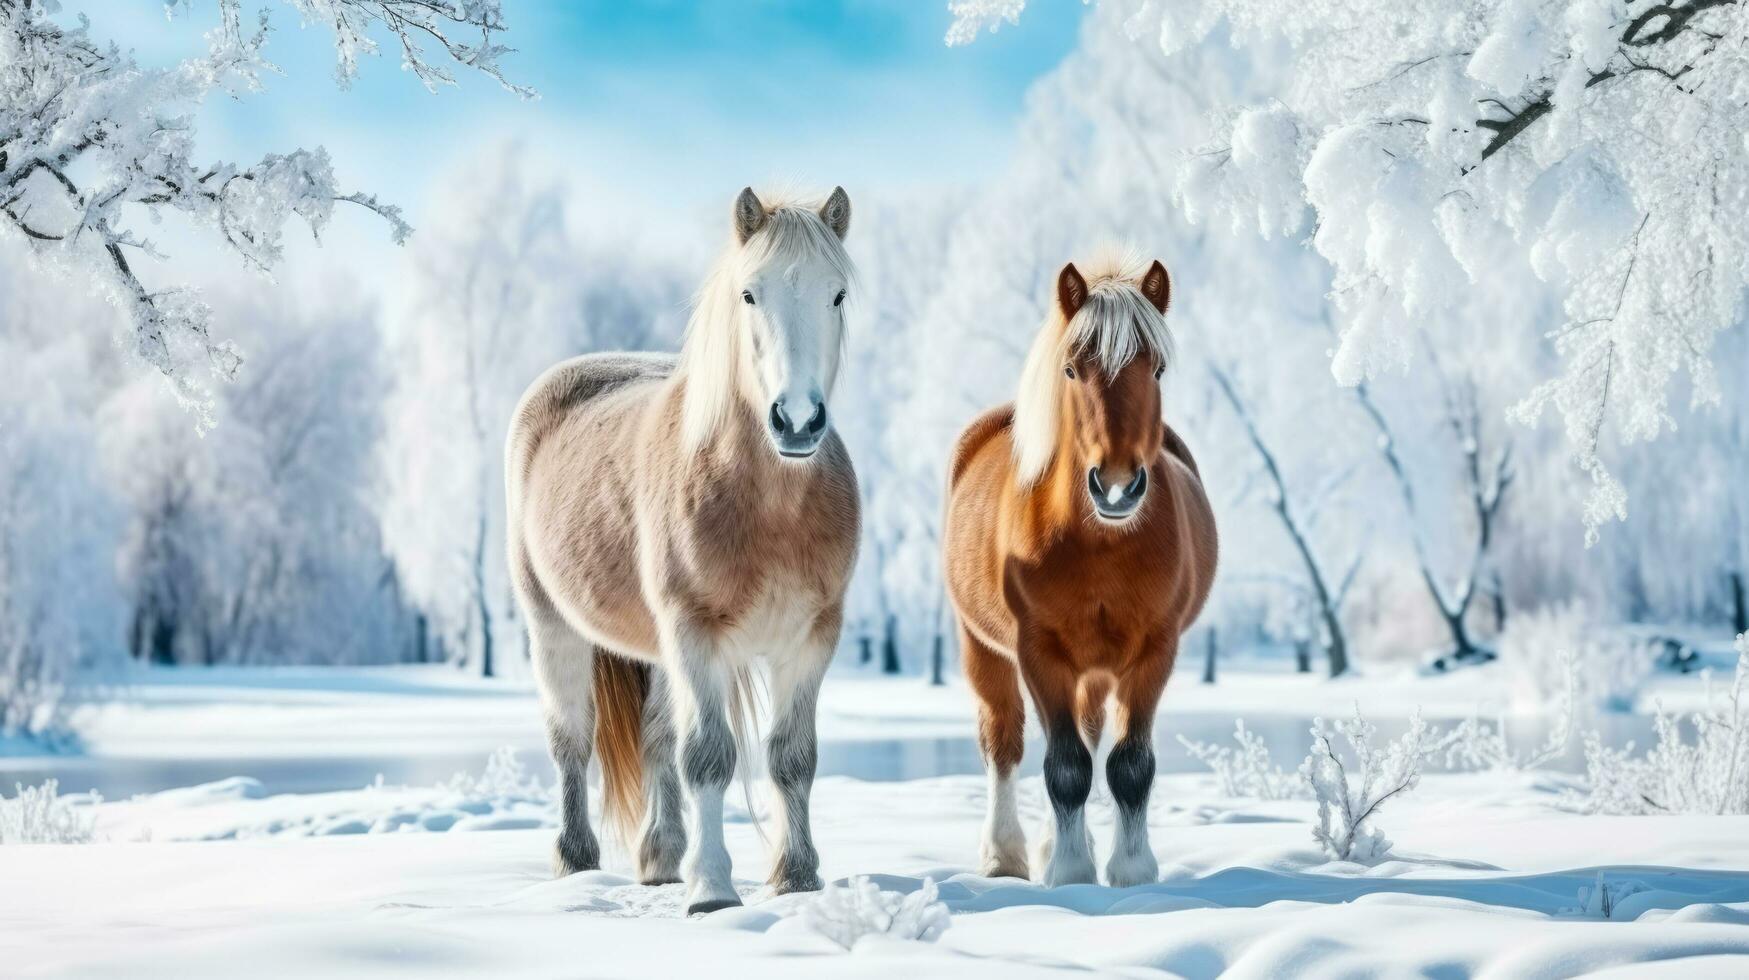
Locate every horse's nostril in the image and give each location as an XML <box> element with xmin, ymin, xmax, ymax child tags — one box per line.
<box><xmin>1125</xmin><ymin>468</ymin><xmax>1147</xmax><ymax>498</ymax></box>
<box><xmin>805</xmin><ymin>402</ymin><xmax>827</xmax><ymax>435</ymax></box>
<box><xmin>769</xmin><ymin>401</ymin><xmax>788</xmax><ymax>434</ymax></box>
<box><xmin>1087</xmin><ymin>468</ymin><xmax>1106</xmax><ymax>499</ymax></box>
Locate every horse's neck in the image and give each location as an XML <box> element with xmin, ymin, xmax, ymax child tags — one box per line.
<box><xmin>1017</xmin><ymin>405</ymin><xmax>1087</xmax><ymax>543</ymax></box>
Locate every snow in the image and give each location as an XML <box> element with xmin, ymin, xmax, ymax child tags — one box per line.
<box><xmin>7</xmin><ymin>665</ymin><xmax>1749</xmax><ymax>976</ymax></box>
<box><xmin>7</xmin><ymin>764</ymin><xmax>1749</xmax><ymax>977</ymax></box>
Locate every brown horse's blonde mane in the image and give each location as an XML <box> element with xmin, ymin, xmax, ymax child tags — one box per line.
<box><xmin>1011</xmin><ymin>248</ymin><xmax>1174</xmax><ymax>487</ymax></box>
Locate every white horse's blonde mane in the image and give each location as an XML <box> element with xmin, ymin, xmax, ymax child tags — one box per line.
<box><xmin>678</xmin><ymin>192</ymin><xmax>857</xmax><ymax>451</ymax></box>
<box><xmin>1012</xmin><ymin>249</ymin><xmax>1174</xmax><ymax>487</ymax></box>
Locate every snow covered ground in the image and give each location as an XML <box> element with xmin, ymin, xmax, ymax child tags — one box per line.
<box><xmin>6</xmin><ymin>662</ymin><xmax>1749</xmax><ymax>977</ymax></box>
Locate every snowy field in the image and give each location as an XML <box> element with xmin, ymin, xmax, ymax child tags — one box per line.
<box><xmin>6</xmin><ymin>662</ymin><xmax>1749</xmax><ymax>978</ymax></box>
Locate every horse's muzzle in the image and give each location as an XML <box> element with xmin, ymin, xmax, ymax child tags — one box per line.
<box><xmin>768</xmin><ymin>397</ymin><xmax>829</xmax><ymax>459</ymax></box>
<box><xmin>1088</xmin><ymin>466</ymin><xmax>1147</xmax><ymax>521</ymax></box>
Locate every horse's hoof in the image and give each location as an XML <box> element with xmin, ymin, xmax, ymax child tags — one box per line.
<box><xmin>979</xmin><ymin>861</ymin><xmax>1029</xmax><ymax>880</ymax></box>
<box><xmin>685</xmin><ymin>897</ymin><xmax>743</xmax><ymax>916</ymax></box>
<box><xmin>640</xmin><ymin>875</ymin><xmax>683</xmax><ymax>886</ymax></box>
<box><xmin>770</xmin><ymin>872</ymin><xmax>823</xmax><ymax>895</ymax></box>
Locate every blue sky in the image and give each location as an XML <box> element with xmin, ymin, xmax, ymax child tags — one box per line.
<box><xmin>92</xmin><ymin>1</ymin><xmax>1085</xmax><ymax>225</ymax></box>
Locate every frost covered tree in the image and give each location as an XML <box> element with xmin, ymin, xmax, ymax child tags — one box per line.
<box><xmin>952</xmin><ymin>0</ymin><xmax>1749</xmax><ymax>540</ymax></box>
<box><xmin>1211</xmin><ymin>364</ymin><xmax>1365</xmax><ymax>676</ymax></box>
<box><xmin>1352</xmin><ymin>345</ymin><xmax>1515</xmax><ymax>666</ymax></box>
<box><xmin>0</xmin><ymin>0</ymin><xmax>528</xmax><ymax>427</ymax></box>
<box><xmin>102</xmin><ymin>288</ymin><xmax>413</xmax><ymax>667</ymax></box>
<box><xmin>379</xmin><ymin>149</ymin><xmax>687</xmax><ymax>679</ymax></box>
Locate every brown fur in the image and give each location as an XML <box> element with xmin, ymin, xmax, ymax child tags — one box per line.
<box><xmin>944</xmin><ymin>257</ymin><xmax>1217</xmax><ymax>883</ymax></box>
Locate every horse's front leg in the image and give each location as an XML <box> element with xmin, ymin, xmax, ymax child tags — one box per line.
<box><xmin>1106</xmin><ymin>642</ymin><xmax>1171</xmax><ymax>888</ymax></box>
<box><xmin>1018</xmin><ymin>633</ymin><xmax>1097</xmax><ymax>887</ymax></box>
<box><xmin>665</xmin><ymin>620</ymin><xmax>742</xmax><ymax>915</ymax></box>
<box><xmin>763</xmin><ymin>607</ymin><xmax>839</xmax><ymax>894</ymax></box>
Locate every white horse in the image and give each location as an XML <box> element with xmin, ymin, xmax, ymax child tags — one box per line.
<box><xmin>505</xmin><ymin>187</ymin><xmax>859</xmax><ymax>915</ymax></box>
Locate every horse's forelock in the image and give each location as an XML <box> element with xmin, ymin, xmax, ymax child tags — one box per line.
<box><xmin>677</xmin><ymin>192</ymin><xmax>858</xmax><ymax>452</ymax></box>
<box><xmin>1013</xmin><ymin>250</ymin><xmax>1174</xmax><ymax>487</ymax></box>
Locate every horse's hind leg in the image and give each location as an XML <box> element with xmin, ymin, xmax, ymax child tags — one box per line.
<box><xmin>963</xmin><ymin>626</ymin><xmax>1028</xmax><ymax>879</ymax></box>
<box><xmin>526</xmin><ymin>604</ymin><xmax>600</xmax><ymax>877</ymax></box>
<box><xmin>1105</xmin><ymin>644</ymin><xmax>1171</xmax><ymax>888</ymax></box>
<box><xmin>763</xmin><ymin>610</ymin><xmax>838</xmax><ymax>894</ymax></box>
<box><xmin>635</xmin><ymin>669</ymin><xmax>685</xmax><ymax>884</ymax></box>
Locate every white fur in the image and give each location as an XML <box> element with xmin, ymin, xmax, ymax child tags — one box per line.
<box><xmin>1012</xmin><ymin>249</ymin><xmax>1174</xmax><ymax>487</ymax></box>
<box><xmin>1106</xmin><ymin>809</ymin><xmax>1160</xmax><ymax>888</ymax></box>
<box><xmin>980</xmin><ymin>764</ymin><xmax>1028</xmax><ymax>877</ymax></box>
<box><xmin>1037</xmin><ymin>805</ymin><xmax>1098</xmax><ymax>888</ymax></box>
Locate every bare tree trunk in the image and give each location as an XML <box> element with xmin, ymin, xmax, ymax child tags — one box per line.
<box><xmin>858</xmin><ymin>634</ymin><xmax>872</xmax><ymax>665</ymax></box>
<box><xmin>1731</xmin><ymin>571</ymin><xmax>1748</xmax><ymax>636</ymax></box>
<box><xmin>473</xmin><ymin>507</ymin><xmax>495</xmax><ymax>679</ymax></box>
<box><xmin>881</xmin><ymin>613</ymin><xmax>901</xmax><ymax>675</ymax></box>
<box><xmin>1295</xmin><ymin>640</ymin><xmax>1312</xmax><ymax>674</ymax></box>
<box><xmin>929</xmin><ymin>633</ymin><xmax>945</xmax><ymax>686</ymax></box>
<box><xmin>1211</xmin><ymin>366</ymin><xmax>1354</xmax><ymax>677</ymax></box>
<box><xmin>1201</xmin><ymin>629</ymin><xmax>1217</xmax><ymax>684</ymax></box>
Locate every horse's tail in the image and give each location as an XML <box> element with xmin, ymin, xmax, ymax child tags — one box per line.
<box><xmin>725</xmin><ymin>662</ymin><xmax>770</xmax><ymax>844</ymax></box>
<box><xmin>592</xmin><ymin>652</ymin><xmax>651</xmax><ymax>847</ymax></box>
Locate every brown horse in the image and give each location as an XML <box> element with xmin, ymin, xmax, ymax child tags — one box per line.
<box><xmin>943</xmin><ymin>252</ymin><xmax>1218</xmax><ymax>888</ymax></box>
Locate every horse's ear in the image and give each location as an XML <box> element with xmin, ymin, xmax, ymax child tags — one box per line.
<box><xmin>1140</xmin><ymin>259</ymin><xmax>1171</xmax><ymax>314</ymax></box>
<box><xmin>1057</xmin><ymin>262</ymin><xmax>1088</xmax><ymax>321</ymax></box>
<box><xmin>733</xmin><ymin>187</ymin><xmax>768</xmax><ymax>244</ymax></box>
<box><xmin>819</xmin><ymin>186</ymin><xmax>851</xmax><ymax>240</ymax></box>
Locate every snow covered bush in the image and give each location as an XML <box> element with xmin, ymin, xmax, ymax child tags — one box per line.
<box><xmin>1180</xmin><ymin>720</ymin><xmax>1308</xmax><ymax>800</ymax></box>
<box><xmin>1500</xmin><ymin>602</ymin><xmax>1653</xmax><ymax>714</ymax></box>
<box><xmin>1581</xmin><ymin>633</ymin><xmax>1749</xmax><ymax>815</ymax></box>
<box><xmin>0</xmin><ymin>0</ymin><xmax>526</xmax><ymax>426</ymax></box>
<box><xmin>443</xmin><ymin>746</ymin><xmax>544</xmax><ymax>800</ymax></box>
<box><xmin>788</xmin><ymin>877</ymin><xmax>951</xmax><ymax>950</ymax></box>
<box><xmin>951</xmin><ymin>0</ymin><xmax>1749</xmax><ymax>537</ymax></box>
<box><xmin>1442</xmin><ymin>650</ymin><xmax>1577</xmax><ymax>772</ymax></box>
<box><xmin>0</xmin><ymin>780</ymin><xmax>98</xmax><ymax>845</ymax></box>
<box><xmin>1301</xmin><ymin>708</ymin><xmax>1432</xmax><ymax>862</ymax></box>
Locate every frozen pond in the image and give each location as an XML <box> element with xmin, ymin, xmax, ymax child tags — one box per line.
<box><xmin>0</xmin><ymin>711</ymin><xmax>1656</xmax><ymax>799</ymax></box>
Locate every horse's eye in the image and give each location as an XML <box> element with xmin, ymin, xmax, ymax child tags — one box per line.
<box><xmin>1063</xmin><ymin>365</ymin><xmax>1076</xmax><ymax>380</ymax></box>
<box><xmin>742</xmin><ymin>290</ymin><xmax>756</xmax><ymax>305</ymax></box>
<box><xmin>1154</xmin><ymin>364</ymin><xmax>1165</xmax><ymax>380</ymax></box>
<box><xmin>833</xmin><ymin>289</ymin><xmax>846</xmax><ymax>307</ymax></box>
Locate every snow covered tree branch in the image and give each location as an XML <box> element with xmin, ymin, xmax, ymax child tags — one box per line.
<box><xmin>956</xmin><ymin>0</ymin><xmax>1749</xmax><ymax>538</ymax></box>
<box><xmin>1</xmin><ymin>0</ymin><xmax>527</xmax><ymax>428</ymax></box>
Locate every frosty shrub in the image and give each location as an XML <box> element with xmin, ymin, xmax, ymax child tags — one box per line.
<box><xmin>442</xmin><ymin>747</ymin><xmax>545</xmax><ymax>801</ymax></box>
<box><xmin>1500</xmin><ymin>603</ymin><xmax>1652</xmax><ymax>714</ymax></box>
<box><xmin>1301</xmin><ymin>708</ymin><xmax>1432</xmax><ymax>862</ymax></box>
<box><xmin>1179</xmin><ymin>720</ymin><xmax>1308</xmax><ymax>800</ymax></box>
<box><xmin>790</xmin><ymin>877</ymin><xmax>951</xmax><ymax>950</ymax></box>
<box><xmin>1582</xmin><ymin>633</ymin><xmax>1749</xmax><ymax>816</ymax></box>
<box><xmin>0</xmin><ymin>779</ymin><xmax>98</xmax><ymax>845</ymax></box>
<box><xmin>1442</xmin><ymin>650</ymin><xmax>1577</xmax><ymax>772</ymax></box>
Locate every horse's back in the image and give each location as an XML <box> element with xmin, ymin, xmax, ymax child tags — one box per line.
<box><xmin>507</xmin><ymin>352</ymin><xmax>676</xmax><ymax>658</ymax></box>
<box><xmin>949</xmin><ymin>404</ymin><xmax>1016</xmax><ymax>489</ymax></box>
<box><xmin>943</xmin><ymin>404</ymin><xmax>1022</xmax><ymax>655</ymax></box>
<box><xmin>509</xmin><ymin>354</ymin><xmax>676</xmax><ymax>475</ymax></box>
